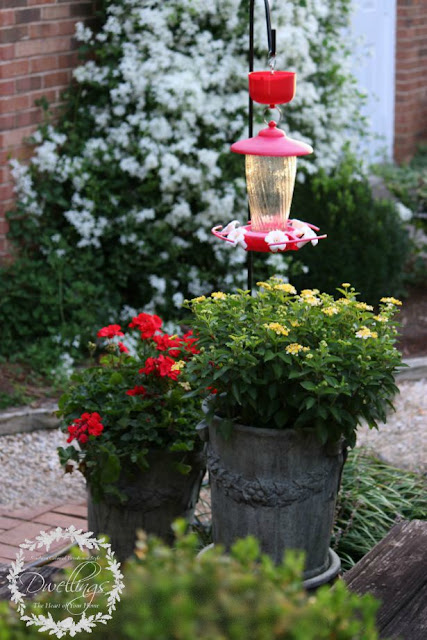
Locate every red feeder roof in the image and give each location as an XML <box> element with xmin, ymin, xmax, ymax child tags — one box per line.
<box><xmin>231</xmin><ymin>121</ymin><xmax>313</xmax><ymax>157</ymax></box>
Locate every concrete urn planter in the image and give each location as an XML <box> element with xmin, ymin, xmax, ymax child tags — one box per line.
<box><xmin>198</xmin><ymin>415</ymin><xmax>344</xmax><ymax>585</ymax></box>
<box><xmin>87</xmin><ymin>449</ymin><xmax>205</xmax><ymax>562</ymax></box>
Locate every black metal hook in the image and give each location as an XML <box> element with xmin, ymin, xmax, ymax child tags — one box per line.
<box><xmin>250</xmin><ymin>0</ymin><xmax>276</xmax><ymax>64</ymax></box>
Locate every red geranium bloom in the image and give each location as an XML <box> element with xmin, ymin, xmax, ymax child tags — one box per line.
<box><xmin>118</xmin><ymin>342</ymin><xmax>129</xmax><ymax>353</ymax></box>
<box><xmin>139</xmin><ymin>355</ymin><xmax>180</xmax><ymax>380</ymax></box>
<box><xmin>139</xmin><ymin>357</ymin><xmax>157</xmax><ymax>376</ymax></box>
<box><xmin>97</xmin><ymin>324</ymin><xmax>124</xmax><ymax>339</ymax></box>
<box><xmin>153</xmin><ymin>333</ymin><xmax>182</xmax><ymax>358</ymax></box>
<box><xmin>126</xmin><ymin>385</ymin><xmax>147</xmax><ymax>396</ymax></box>
<box><xmin>182</xmin><ymin>330</ymin><xmax>200</xmax><ymax>355</ymax></box>
<box><xmin>129</xmin><ymin>313</ymin><xmax>162</xmax><ymax>339</ymax></box>
<box><xmin>66</xmin><ymin>412</ymin><xmax>104</xmax><ymax>444</ymax></box>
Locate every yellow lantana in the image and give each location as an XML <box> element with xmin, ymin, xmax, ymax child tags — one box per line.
<box><xmin>274</xmin><ymin>283</ymin><xmax>297</xmax><ymax>294</ymax></box>
<box><xmin>211</xmin><ymin>292</ymin><xmax>227</xmax><ymax>300</ymax></box>
<box><xmin>285</xmin><ymin>343</ymin><xmax>310</xmax><ymax>355</ymax></box>
<box><xmin>373</xmin><ymin>315</ymin><xmax>388</xmax><ymax>323</ymax></box>
<box><xmin>355</xmin><ymin>327</ymin><xmax>378</xmax><ymax>339</ymax></box>
<box><xmin>264</xmin><ymin>323</ymin><xmax>289</xmax><ymax>336</ymax></box>
<box><xmin>355</xmin><ymin>302</ymin><xmax>374</xmax><ymax>311</ymax></box>
<box><xmin>380</xmin><ymin>297</ymin><xmax>402</xmax><ymax>306</ymax></box>
<box><xmin>256</xmin><ymin>281</ymin><xmax>272</xmax><ymax>290</ymax></box>
<box><xmin>338</xmin><ymin>298</ymin><xmax>351</xmax><ymax>306</ymax></box>
<box><xmin>171</xmin><ymin>360</ymin><xmax>186</xmax><ymax>371</ymax></box>
<box><xmin>322</xmin><ymin>306</ymin><xmax>339</xmax><ymax>316</ymax></box>
<box><xmin>191</xmin><ymin>295</ymin><xmax>206</xmax><ymax>303</ymax></box>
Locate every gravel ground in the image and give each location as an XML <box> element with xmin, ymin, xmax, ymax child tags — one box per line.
<box><xmin>0</xmin><ymin>378</ymin><xmax>425</xmax><ymax>511</ymax></box>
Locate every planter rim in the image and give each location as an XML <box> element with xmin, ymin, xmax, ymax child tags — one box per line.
<box><xmin>210</xmin><ymin>414</ymin><xmax>339</xmax><ymax>442</ymax></box>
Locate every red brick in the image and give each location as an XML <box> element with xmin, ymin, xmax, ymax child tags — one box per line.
<box><xmin>0</xmin><ymin>183</ymin><xmax>15</xmax><ymax>201</ymax></box>
<box><xmin>53</xmin><ymin>504</ymin><xmax>87</xmax><ymax>519</ymax></box>
<box><xmin>0</xmin><ymin>522</ymin><xmax>53</xmax><ymax>547</ymax></box>
<box><xmin>0</xmin><ymin>516</ymin><xmax>22</xmax><ymax>530</ymax></box>
<box><xmin>0</xmin><ymin>59</ymin><xmax>29</xmax><ymax>79</ymax></box>
<box><xmin>29</xmin><ymin>19</ymin><xmax>78</xmax><ymax>39</ymax></box>
<box><xmin>0</xmin><ymin>79</ymin><xmax>15</xmax><ymax>96</ymax></box>
<box><xmin>0</xmin><ymin>0</ymin><xmax>27</xmax><ymax>7</ymax></box>
<box><xmin>0</xmin><ymin>114</ymin><xmax>15</xmax><ymax>129</ymax></box>
<box><xmin>4</xmin><ymin>505</ymin><xmax>54</xmax><ymax>521</ymax></box>
<box><xmin>16</xmin><ymin>75</ymin><xmax>42</xmax><ymax>93</ymax></box>
<box><xmin>16</xmin><ymin>109</ymin><xmax>43</xmax><ymax>127</ymax></box>
<box><xmin>0</xmin><ymin>44</ymin><xmax>16</xmax><ymax>63</ymax></box>
<box><xmin>0</xmin><ymin>10</ymin><xmax>15</xmax><ymax>26</ymax></box>
<box><xmin>30</xmin><ymin>54</ymin><xmax>58</xmax><ymax>73</ymax></box>
<box><xmin>57</xmin><ymin>51</ymin><xmax>79</xmax><ymax>69</ymax></box>
<box><xmin>0</xmin><ymin>220</ymin><xmax>10</xmax><ymax>235</ymax></box>
<box><xmin>28</xmin><ymin>0</ymin><xmax>56</xmax><ymax>4</ymax></box>
<box><xmin>0</xmin><ymin>126</ymin><xmax>34</xmax><ymax>149</ymax></box>
<box><xmin>34</xmin><ymin>512</ymin><xmax>87</xmax><ymax>530</ymax></box>
<box><xmin>0</xmin><ymin>26</ymin><xmax>28</xmax><ymax>44</ymax></box>
<box><xmin>15</xmin><ymin>7</ymin><xmax>41</xmax><ymax>23</ymax></box>
<box><xmin>41</xmin><ymin>4</ymin><xmax>71</xmax><ymax>20</ymax></box>
<box><xmin>43</xmin><ymin>70</ymin><xmax>70</xmax><ymax>88</ymax></box>
<box><xmin>0</xmin><ymin>94</ymin><xmax>30</xmax><ymax>114</ymax></box>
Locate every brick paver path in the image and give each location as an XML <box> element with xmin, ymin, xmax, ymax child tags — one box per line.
<box><xmin>0</xmin><ymin>503</ymin><xmax>87</xmax><ymax>568</ymax></box>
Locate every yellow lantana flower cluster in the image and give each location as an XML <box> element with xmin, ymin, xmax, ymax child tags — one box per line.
<box><xmin>274</xmin><ymin>283</ymin><xmax>297</xmax><ymax>294</ymax></box>
<box><xmin>355</xmin><ymin>326</ymin><xmax>378</xmax><ymax>340</ymax></box>
<box><xmin>263</xmin><ymin>323</ymin><xmax>289</xmax><ymax>336</ymax></box>
<box><xmin>211</xmin><ymin>292</ymin><xmax>227</xmax><ymax>300</ymax></box>
<box><xmin>322</xmin><ymin>306</ymin><xmax>339</xmax><ymax>316</ymax></box>
<box><xmin>285</xmin><ymin>343</ymin><xmax>310</xmax><ymax>355</ymax></box>
<box><xmin>380</xmin><ymin>297</ymin><xmax>402</xmax><ymax>306</ymax></box>
<box><xmin>355</xmin><ymin>302</ymin><xmax>374</xmax><ymax>311</ymax></box>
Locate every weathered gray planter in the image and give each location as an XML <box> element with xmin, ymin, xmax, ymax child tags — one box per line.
<box><xmin>88</xmin><ymin>449</ymin><xmax>205</xmax><ymax>561</ymax></box>
<box><xmin>198</xmin><ymin>416</ymin><xmax>344</xmax><ymax>581</ymax></box>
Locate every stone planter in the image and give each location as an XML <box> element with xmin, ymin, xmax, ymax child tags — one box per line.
<box><xmin>198</xmin><ymin>416</ymin><xmax>345</xmax><ymax>582</ymax></box>
<box><xmin>88</xmin><ymin>449</ymin><xmax>205</xmax><ymax>561</ymax></box>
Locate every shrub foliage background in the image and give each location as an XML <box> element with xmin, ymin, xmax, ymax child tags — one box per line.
<box><xmin>2</xmin><ymin>0</ymin><xmax>407</xmax><ymax>370</ymax></box>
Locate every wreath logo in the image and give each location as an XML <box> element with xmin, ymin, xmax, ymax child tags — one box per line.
<box><xmin>7</xmin><ymin>525</ymin><xmax>125</xmax><ymax>638</ymax></box>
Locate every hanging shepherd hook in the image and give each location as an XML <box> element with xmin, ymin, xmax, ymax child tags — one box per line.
<box><xmin>247</xmin><ymin>0</ymin><xmax>277</xmax><ymax>291</ymax></box>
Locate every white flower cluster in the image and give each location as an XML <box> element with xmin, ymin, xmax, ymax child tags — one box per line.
<box><xmin>10</xmin><ymin>0</ymin><xmax>363</xmax><ymax>314</ymax></box>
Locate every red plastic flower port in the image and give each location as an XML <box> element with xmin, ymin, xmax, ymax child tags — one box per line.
<box><xmin>129</xmin><ymin>313</ymin><xmax>162</xmax><ymax>339</ymax></box>
<box><xmin>97</xmin><ymin>324</ymin><xmax>124</xmax><ymax>339</ymax></box>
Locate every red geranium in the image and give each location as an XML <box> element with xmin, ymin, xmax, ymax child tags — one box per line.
<box><xmin>67</xmin><ymin>412</ymin><xmax>104</xmax><ymax>444</ymax></box>
<box><xmin>118</xmin><ymin>342</ymin><xmax>129</xmax><ymax>353</ymax></box>
<box><xmin>129</xmin><ymin>313</ymin><xmax>162</xmax><ymax>339</ymax></box>
<box><xmin>182</xmin><ymin>330</ymin><xmax>200</xmax><ymax>355</ymax></box>
<box><xmin>139</xmin><ymin>354</ymin><xmax>180</xmax><ymax>380</ymax></box>
<box><xmin>153</xmin><ymin>333</ymin><xmax>182</xmax><ymax>358</ymax></box>
<box><xmin>126</xmin><ymin>385</ymin><xmax>147</xmax><ymax>396</ymax></box>
<box><xmin>97</xmin><ymin>324</ymin><xmax>124</xmax><ymax>339</ymax></box>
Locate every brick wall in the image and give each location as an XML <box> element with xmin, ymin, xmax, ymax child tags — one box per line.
<box><xmin>395</xmin><ymin>0</ymin><xmax>427</xmax><ymax>163</ymax></box>
<box><xmin>0</xmin><ymin>0</ymin><xmax>96</xmax><ymax>260</ymax></box>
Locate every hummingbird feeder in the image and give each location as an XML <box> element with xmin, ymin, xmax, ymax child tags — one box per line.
<box><xmin>212</xmin><ymin>3</ymin><xmax>326</xmax><ymax>256</ymax></box>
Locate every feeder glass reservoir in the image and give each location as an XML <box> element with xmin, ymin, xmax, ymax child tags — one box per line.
<box><xmin>245</xmin><ymin>154</ymin><xmax>297</xmax><ymax>231</ymax></box>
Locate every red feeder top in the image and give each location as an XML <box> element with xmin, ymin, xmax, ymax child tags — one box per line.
<box><xmin>231</xmin><ymin>121</ymin><xmax>313</xmax><ymax>157</ymax></box>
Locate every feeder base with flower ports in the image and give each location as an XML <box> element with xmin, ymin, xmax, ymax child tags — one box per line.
<box><xmin>212</xmin><ymin>218</ymin><xmax>326</xmax><ymax>252</ymax></box>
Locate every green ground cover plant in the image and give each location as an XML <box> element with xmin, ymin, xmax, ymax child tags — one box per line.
<box><xmin>333</xmin><ymin>448</ymin><xmax>427</xmax><ymax>569</ymax></box>
<box><xmin>0</xmin><ymin>526</ymin><xmax>382</xmax><ymax>639</ymax></box>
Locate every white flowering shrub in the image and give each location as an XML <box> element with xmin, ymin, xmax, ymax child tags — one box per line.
<box><xmin>3</xmin><ymin>0</ymin><xmax>365</xmax><ymax>366</ymax></box>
